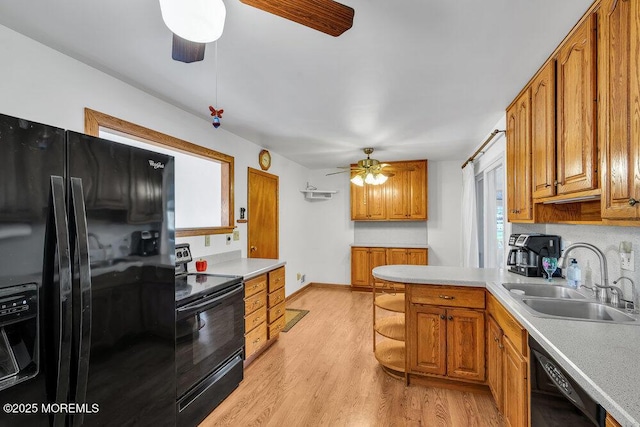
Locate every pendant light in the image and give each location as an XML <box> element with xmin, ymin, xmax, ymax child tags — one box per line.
<box><xmin>159</xmin><ymin>0</ymin><xmax>227</xmax><ymax>43</ymax></box>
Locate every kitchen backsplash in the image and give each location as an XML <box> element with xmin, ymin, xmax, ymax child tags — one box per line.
<box><xmin>513</xmin><ymin>223</ymin><xmax>640</xmax><ymax>300</ymax></box>
<box><xmin>353</xmin><ymin>221</ymin><xmax>427</xmax><ymax>246</ymax></box>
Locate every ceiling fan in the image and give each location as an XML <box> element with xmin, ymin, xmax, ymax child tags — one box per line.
<box><xmin>327</xmin><ymin>148</ymin><xmax>397</xmax><ymax>186</ymax></box>
<box><xmin>239</xmin><ymin>0</ymin><xmax>355</xmax><ymax>37</ymax></box>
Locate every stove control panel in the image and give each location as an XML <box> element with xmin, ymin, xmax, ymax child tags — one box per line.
<box><xmin>175</xmin><ymin>244</ymin><xmax>193</xmax><ymax>265</ymax></box>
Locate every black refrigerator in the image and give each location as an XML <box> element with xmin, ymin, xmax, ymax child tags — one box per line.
<box><xmin>0</xmin><ymin>113</ymin><xmax>176</xmax><ymax>426</ymax></box>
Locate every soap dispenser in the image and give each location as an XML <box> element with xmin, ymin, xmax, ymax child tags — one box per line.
<box><xmin>566</xmin><ymin>258</ymin><xmax>581</xmax><ymax>289</ymax></box>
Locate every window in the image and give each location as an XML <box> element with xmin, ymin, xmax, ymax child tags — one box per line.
<box><xmin>476</xmin><ymin>161</ymin><xmax>505</xmax><ymax>268</ymax></box>
<box><xmin>84</xmin><ymin>108</ymin><xmax>234</xmax><ymax>237</ymax></box>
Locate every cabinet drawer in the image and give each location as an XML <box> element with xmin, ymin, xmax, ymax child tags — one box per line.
<box><xmin>487</xmin><ymin>293</ymin><xmax>527</xmax><ymax>356</ymax></box>
<box><xmin>245</xmin><ymin>274</ymin><xmax>267</xmax><ymax>297</ymax></box>
<box><xmin>245</xmin><ymin>290</ymin><xmax>267</xmax><ymax>315</ymax></box>
<box><xmin>268</xmin><ymin>301</ymin><xmax>286</xmax><ymax>323</ymax></box>
<box><xmin>245</xmin><ymin>305</ymin><xmax>267</xmax><ymax>333</ymax></box>
<box><xmin>268</xmin><ymin>287</ymin><xmax>285</xmax><ymax>307</ymax></box>
<box><xmin>268</xmin><ymin>267</ymin><xmax>285</xmax><ymax>292</ymax></box>
<box><xmin>269</xmin><ymin>315</ymin><xmax>286</xmax><ymax>339</ymax></box>
<box><xmin>410</xmin><ymin>285</ymin><xmax>485</xmax><ymax>309</ymax></box>
<box><xmin>245</xmin><ymin>322</ymin><xmax>267</xmax><ymax>357</ymax></box>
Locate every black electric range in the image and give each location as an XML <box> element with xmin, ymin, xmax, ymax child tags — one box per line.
<box><xmin>174</xmin><ymin>243</ymin><xmax>245</xmax><ymax>426</ymax></box>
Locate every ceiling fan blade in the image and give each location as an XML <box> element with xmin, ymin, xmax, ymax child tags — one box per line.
<box><xmin>326</xmin><ymin>170</ymin><xmax>351</xmax><ymax>176</ymax></box>
<box><xmin>239</xmin><ymin>0</ymin><xmax>354</xmax><ymax>37</ymax></box>
<box><xmin>172</xmin><ymin>34</ymin><xmax>206</xmax><ymax>63</ymax></box>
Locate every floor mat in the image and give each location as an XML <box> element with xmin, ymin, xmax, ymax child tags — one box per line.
<box><xmin>281</xmin><ymin>309</ymin><xmax>309</xmax><ymax>332</ymax></box>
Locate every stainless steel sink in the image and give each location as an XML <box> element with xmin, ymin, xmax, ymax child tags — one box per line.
<box><xmin>502</xmin><ymin>283</ymin><xmax>586</xmax><ymax>299</ymax></box>
<box><xmin>521</xmin><ymin>298</ymin><xmax>636</xmax><ymax>323</ymax></box>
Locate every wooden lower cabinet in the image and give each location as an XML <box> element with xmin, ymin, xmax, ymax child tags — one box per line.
<box><xmin>244</xmin><ymin>266</ymin><xmax>286</xmax><ymax>362</ymax></box>
<box><xmin>606</xmin><ymin>413</ymin><xmax>623</xmax><ymax>427</ymax></box>
<box><xmin>406</xmin><ymin>285</ymin><xmax>485</xmax><ymax>383</ymax></box>
<box><xmin>351</xmin><ymin>247</ymin><xmax>428</xmax><ymax>289</ymax></box>
<box><xmin>487</xmin><ymin>293</ymin><xmax>529</xmax><ymax>427</ymax></box>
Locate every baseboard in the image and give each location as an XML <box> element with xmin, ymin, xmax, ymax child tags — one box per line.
<box><xmin>286</xmin><ymin>282</ymin><xmax>350</xmax><ymax>304</ymax></box>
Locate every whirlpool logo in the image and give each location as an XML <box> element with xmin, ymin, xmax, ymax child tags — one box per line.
<box><xmin>148</xmin><ymin>160</ymin><xmax>165</xmax><ymax>169</ymax></box>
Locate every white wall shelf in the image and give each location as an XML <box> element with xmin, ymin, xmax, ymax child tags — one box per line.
<box><xmin>300</xmin><ymin>189</ymin><xmax>338</xmax><ymax>200</ymax></box>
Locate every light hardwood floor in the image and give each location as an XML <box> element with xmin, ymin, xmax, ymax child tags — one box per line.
<box><xmin>200</xmin><ymin>287</ymin><xmax>504</xmax><ymax>427</ymax></box>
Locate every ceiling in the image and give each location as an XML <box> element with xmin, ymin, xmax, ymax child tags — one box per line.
<box><xmin>0</xmin><ymin>0</ymin><xmax>592</xmax><ymax>169</ymax></box>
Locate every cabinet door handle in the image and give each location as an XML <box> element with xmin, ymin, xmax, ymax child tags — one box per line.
<box><xmin>250</xmin><ymin>246</ymin><xmax>257</xmax><ymax>252</ymax></box>
<box><xmin>439</xmin><ymin>295</ymin><xmax>455</xmax><ymax>300</ymax></box>
<box><xmin>629</xmin><ymin>198</ymin><xmax>638</xmax><ymax>206</ymax></box>
<box><xmin>440</xmin><ymin>314</ymin><xmax>445</xmax><ymax>320</ymax></box>
<box><xmin>448</xmin><ymin>316</ymin><xmax>453</xmax><ymax>321</ymax></box>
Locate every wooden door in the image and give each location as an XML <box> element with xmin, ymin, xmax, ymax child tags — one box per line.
<box><xmin>407</xmin><ymin>161</ymin><xmax>428</xmax><ymax>219</ymax></box>
<box><xmin>503</xmin><ymin>335</ymin><xmax>528</xmax><ymax>427</ymax></box>
<box><xmin>350</xmin><ymin>177</ymin><xmax>368</xmax><ymax>220</ymax></box>
<box><xmin>600</xmin><ymin>0</ymin><xmax>640</xmax><ymax>219</ymax></box>
<box><xmin>556</xmin><ymin>14</ymin><xmax>598</xmax><ymax>195</ymax></box>
<box><xmin>386</xmin><ymin>248</ymin><xmax>408</xmax><ymax>265</ymax></box>
<box><xmin>531</xmin><ymin>61</ymin><xmax>557</xmax><ymax>199</ymax></box>
<box><xmin>369</xmin><ymin>248</ymin><xmax>387</xmax><ymax>287</ymax></box>
<box><xmin>366</xmin><ymin>184</ymin><xmax>387</xmax><ymax>220</ymax></box>
<box><xmin>350</xmin><ymin>247</ymin><xmax>370</xmax><ymax>288</ymax></box>
<box><xmin>408</xmin><ymin>304</ymin><xmax>446</xmax><ymax>376</ymax></box>
<box><xmin>386</xmin><ymin>169</ymin><xmax>408</xmax><ymax>220</ymax></box>
<box><xmin>407</xmin><ymin>248</ymin><xmax>428</xmax><ymax>265</ymax></box>
<box><xmin>248</xmin><ymin>168</ymin><xmax>279</xmax><ymax>259</ymax></box>
<box><xmin>506</xmin><ymin>89</ymin><xmax>532</xmax><ymax>221</ymax></box>
<box><xmin>487</xmin><ymin>315</ymin><xmax>504</xmax><ymax>412</ymax></box>
<box><xmin>446</xmin><ymin>308</ymin><xmax>485</xmax><ymax>382</ymax></box>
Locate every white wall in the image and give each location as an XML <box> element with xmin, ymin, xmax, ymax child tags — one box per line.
<box><xmin>0</xmin><ymin>24</ymin><xmax>312</xmax><ymax>296</ymax></box>
<box><xmin>0</xmin><ymin>24</ymin><xmax>466</xmax><ymax>293</ymax></box>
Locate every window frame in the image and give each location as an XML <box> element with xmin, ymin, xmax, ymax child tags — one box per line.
<box><xmin>84</xmin><ymin>108</ymin><xmax>234</xmax><ymax>237</ymax></box>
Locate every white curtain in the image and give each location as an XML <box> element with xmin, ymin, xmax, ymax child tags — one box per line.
<box><xmin>461</xmin><ymin>164</ymin><xmax>479</xmax><ymax>267</ymax></box>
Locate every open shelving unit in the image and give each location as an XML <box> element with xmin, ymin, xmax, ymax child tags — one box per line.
<box><xmin>373</xmin><ymin>283</ymin><xmax>406</xmax><ymax>379</ymax></box>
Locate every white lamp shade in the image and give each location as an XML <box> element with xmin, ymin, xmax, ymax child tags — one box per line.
<box><xmin>375</xmin><ymin>174</ymin><xmax>388</xmax><ymax>185</ymax></box>
<box><xmin>159</xmin><ymin>0</ymin><xmax>226</xmax><ymax>43</ymax></box>
<box><xmin>350</xmin><ymin>174</ymin><xmax>364</xmax><ymax>187</ymax></box>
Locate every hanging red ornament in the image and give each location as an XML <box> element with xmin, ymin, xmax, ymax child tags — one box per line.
<box><xmin>209</xmin><ymin>106</ymin><xmax>223</xmax><ymax>128</ymax></box>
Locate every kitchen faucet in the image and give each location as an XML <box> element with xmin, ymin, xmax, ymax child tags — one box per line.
<box><xmin>559</xmin><ymin>243</ymin><xmax>620</xmax><ymax>305</ymax></box>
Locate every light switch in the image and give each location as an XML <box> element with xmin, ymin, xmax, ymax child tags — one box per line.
<box><xmin>233</xmin><ymin>230</ymin><xmax>240</xmax><ymax>241</ymax></box>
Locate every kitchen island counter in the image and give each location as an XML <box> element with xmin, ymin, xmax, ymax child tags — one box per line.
<box><xmin>373</xmin><ymin>265</ymin><xmax>640</xmax><ymax>427</ymax></box>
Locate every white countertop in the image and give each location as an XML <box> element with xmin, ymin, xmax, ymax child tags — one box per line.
<box><xmin>190</xmin><ymin>257</ymin><xmax>286</xmax><ymax>280</ymax></box>
<box><xmin>373</xmin><ymin>265</ymin><xmax>640</xmax><ymax>427</ymax></box>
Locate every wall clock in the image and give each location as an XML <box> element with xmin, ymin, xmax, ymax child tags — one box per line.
<box><xmin>259</xmin><ymin>149</ymin><xmax>271</xmax><ymax>171</ymax></box>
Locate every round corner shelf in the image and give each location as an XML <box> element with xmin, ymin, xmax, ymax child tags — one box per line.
<box><xmin>375</xmin><ymin>293</ymin><xmax>405</xmax><ymax>313</ymax></box>
<box><xmin>374</xmin><ymin>315</ymin><xmax>405</xmax><ymax>341</ymax></box>
<box><xmin>374</xmin><ymin>340</ymin><xmax>405</xmax><ymax>373</ymax></box>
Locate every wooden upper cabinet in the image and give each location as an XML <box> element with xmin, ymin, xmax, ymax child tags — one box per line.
<box><xmin>386</xmin><ymin>160</ymin><xmax>428</xmax><ymax>220</ymax></box>
<box><xmin>556</xmin><ymin>14</ymin><xmax>598</xmax><ymax>195</ymax></box>
<box><xmin>531</xmin><ymin>61</ymin><xmax>557</xmax><ymax>199</ymax></box>
<box><xmin>351</xmin><ymin>160</ymin><xmax>427</xmax><ymax>221</ymax></box>
<box><xmin>351</xmin><ymin>175</ymin><xmax>386</xmax><ymax>220</ymax></box>
<box><xmin>600</xmin><ymin>0</ymin><xmax>640</xmax><ymax>219</ymax></box>
<box><xmin>506</xmin><ymin>88</ymin><xmax>533</xmax><ymax>222</ymax></box>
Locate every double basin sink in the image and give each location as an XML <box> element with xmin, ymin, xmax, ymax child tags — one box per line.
<box><xmin>502</xmin><ymin>282</ymin><xmax>637</xmax><ymax>324</ymax></box>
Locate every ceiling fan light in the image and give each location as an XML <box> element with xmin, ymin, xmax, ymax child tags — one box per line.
<box><xmin>159</xmin><ymin>0</ymin><xmax>226</xmax><ymax>43</ymax></box>
<box><xmin>350</xmin><ymin>174</ymin><xmax>364</xmax><ymax>187</ymax></box>
<box><xmin>364</xmin><ymin>172</ymin><xmax>376</xmax><ymax>185</ymax></box>
<box><xmin>375</xmin><ymin>174</ymin><xmax>388</xmax><ymax>185</ymax></box>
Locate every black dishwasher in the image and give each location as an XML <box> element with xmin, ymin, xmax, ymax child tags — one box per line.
<box><xmin>529</xmin><ymin>336</ymin><xmax>606</xmax><ymax>426</ymax></box>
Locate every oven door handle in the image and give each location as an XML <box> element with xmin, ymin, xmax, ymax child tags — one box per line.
<box><xmin>177</xmin><ymin>283</ymin><xmax>244</xmax><ymax>316</ymax></box>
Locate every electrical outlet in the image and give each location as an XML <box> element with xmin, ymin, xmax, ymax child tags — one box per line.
<box><xmin>204</xmin><ymin>235</ymin><xmax>211</xmax><ymax>247</ymax></box>
<box><xmin>621</xmin><ymin>251</ymin><xmax>635</xmax><ymax>271</ymax></box>
<box><xmin>226</xmin><ymin>235</ymin><xmax>231</xmax><ymax>245</ymax></box>
<box><xmin>233</xmin><ymin>230</ymin><xmax>240</xmax><ymax>241</ymax></box>
<box><xmin>296</xmin><ymin>273</ymin><xmax>301</xmax><ymax>281</ymax></box>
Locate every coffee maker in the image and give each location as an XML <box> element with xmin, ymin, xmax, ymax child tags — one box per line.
<box><xmin>507</xmin><ymin>234</ymin><xmax>561</xmax><ymax>277</ymax></box>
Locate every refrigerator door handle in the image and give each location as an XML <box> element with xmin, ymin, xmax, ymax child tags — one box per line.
<box><xmin>45</xmin><ymin>176</ymin><xmax>73</xmax><ymax>427</ymax></box>
<box><xmin>69</xmin><ymin>177</ymin><xmax>92</xmax><ymax>425</ymax></box>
